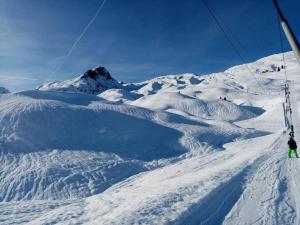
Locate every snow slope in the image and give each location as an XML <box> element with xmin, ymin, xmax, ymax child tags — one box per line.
<box><xmin>131</xmin><ymin>91</ymin><xmax>258</xmax><ymax>122</ymax></box>
<box><xmin>0</xmin><ymin>89</ymin><xmax>259</xmax><ymax>202</ymax></box>
<box><xmin>1</xmin><ymin>52</ymin><xmax>300</xmax><ymax>224</ymax></box>
<box><xmin>0</xmin><ymin>91</ymin><xmax>186</xmax><ymax>159</ymax></box>
<box><xmin>0</xmin><ymin>150</ymin><xmax>146</xmax><ymax>201</ymax></box>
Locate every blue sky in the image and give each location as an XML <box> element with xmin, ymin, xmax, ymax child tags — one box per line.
<box><xmin>0</xmin><ymin>0</ymin><xmax>299</xmax><ymax>91</ymax></box>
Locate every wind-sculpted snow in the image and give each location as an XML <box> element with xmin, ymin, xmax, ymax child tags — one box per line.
<box><xmin>133</xmin><ymin>73</ymin><xmax>204</xmax><ymax>95</ymax></box>
<box><xmin>0</xmin><ymin>91</ymin><xmax>184</xmax><ymax>160</ymax></box>
<box><xmin>0</xmin><ymin>91</ymin><xmax>185</xmax><ymax>201</ymax></box>
<box><xmin>98</xmin><ymin>88</ymin><xmax>143</xmax><ymax>103</ymax></box>
<box><xmin>0</xmin><ymin>90</ymin><xmax>262</xmax><ymax>202</ymax></box>
<box><xmin>131</xmin><ymin>91</ymin><xmax>258</xmax><ymax>122</ymax></box>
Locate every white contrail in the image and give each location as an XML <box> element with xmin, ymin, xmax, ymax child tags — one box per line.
<box><xmin>46</xmin><ymin>0</ymin><xmax>107</xmax><ymax>81</ymax></box>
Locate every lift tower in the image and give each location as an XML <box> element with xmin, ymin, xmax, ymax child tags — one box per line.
<box><xmin>273</xmin><ymin>0</ymin><xmax>300</xmax><ymax>67</ymax></box>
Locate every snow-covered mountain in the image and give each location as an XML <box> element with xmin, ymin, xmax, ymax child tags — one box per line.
<box><xmin>38</xmin><ymin>66</ymin><xmax>121</xmax><ymax>94</ymax></box>
<box><xmin>0</xmin><ymin>87</ymin><xmax>10</xmax><ymax>94</ymax></box>
<box><xmin>1</xmin><ymin>52</ymin><xmax>300</xmax><ymax>224</ymax></box>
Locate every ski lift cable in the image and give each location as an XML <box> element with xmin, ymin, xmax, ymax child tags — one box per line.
<box><xmin>45</xmin><ymin>0</ymin><xmax>107</xmax><ymax>81</ymax></box>
<box><xmin>212</xmin><ymin>9</ymin><xmax>250</xmax><ymax>59</ymax></box>
<box><xmin>201</xmin><ymin>0</ymin><xmax>265</xmax><ymax>92</ymax></box>
<box><xmin>211</xmin><ymin>7</ymin><xmax>283</xmax><ymax>95</ymax></box>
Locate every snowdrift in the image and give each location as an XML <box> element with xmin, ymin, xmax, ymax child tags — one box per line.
<box><xmin>98</xmin><ymin>89</ymin><xmax>143</xmax><ymax>103</ymax></box>
<box><xmin>0</xmin><ymin>91</ymin><xmax>184</xmax><ymax>161</ymax></box>
<box><xmin>133</xmin><ymin>73</ymin><xmax>204</xmax><ymax>95</ymax></box>
<box><xmin>131</xmin><ymin>91</ymin><xmax>258</xmax><ymax>122</ymax></box>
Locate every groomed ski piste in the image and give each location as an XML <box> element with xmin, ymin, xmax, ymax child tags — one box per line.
<box><xmin>1</xmin><ymin>52</ymin><xmax>300</xmax><ymax>224</ymax></box>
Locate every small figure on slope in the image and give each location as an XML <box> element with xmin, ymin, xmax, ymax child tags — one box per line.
<box><xmin>288</xmin><ymin>136</ymin><xmax>299</xmax><ymax>158</ymax></box>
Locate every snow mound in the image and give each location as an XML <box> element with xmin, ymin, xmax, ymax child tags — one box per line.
<box><xmin>99</xmin><ymin>89</ymin><xmax>142</xmax><ymax>103</ymax></box>
<box><xmin>38</xmin><ymin>67</ymin><xmax>121</xmax><ymax>95</ymax></box>
<box><xmin>0</xmin><ymin>90</ymin><xmax>184</xmax><ymax>161</ymax></box>
<box><xmin>135</xmin><ymin>73</ymin><xmax>204</xmax><ymax>95</ymax></box>
<box><xmin>131</xmin><ymin>91</ymin><xmax>258</xmax><ymax>122</ymax></box>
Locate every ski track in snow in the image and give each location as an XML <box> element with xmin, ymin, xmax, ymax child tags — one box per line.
<box><xmin>223</xmin><ymin>134</ymin><xmax>295</xmax><ymax>225</ymax></box>
<box><xmin>2</xmin><ymin>52</ymin><xmax>300</xmax><ymax>224</ymax></box>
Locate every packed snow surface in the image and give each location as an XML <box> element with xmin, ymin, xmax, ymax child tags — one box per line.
<box><xmin>1</xmin><ymin>52</ymin><xmax>300</xmax><ymax>224</ymax></box>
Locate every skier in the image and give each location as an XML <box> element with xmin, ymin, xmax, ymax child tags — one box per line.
<box><xmin>288</xmin><ymin>136</ymin><xmax>299</xmax><ymax>158</ymax></box>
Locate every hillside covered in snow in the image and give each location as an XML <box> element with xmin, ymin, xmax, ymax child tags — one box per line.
<box><xmin>1</xmin><ymin>52</ymin><xmax>300</xmax><ymax>224</ymax></box>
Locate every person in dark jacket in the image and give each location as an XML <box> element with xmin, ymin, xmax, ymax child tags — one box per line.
<box><xmin>288</xmin><ymin>136</ymin><xmax>299</xmax><ymax>158</ymax></box>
